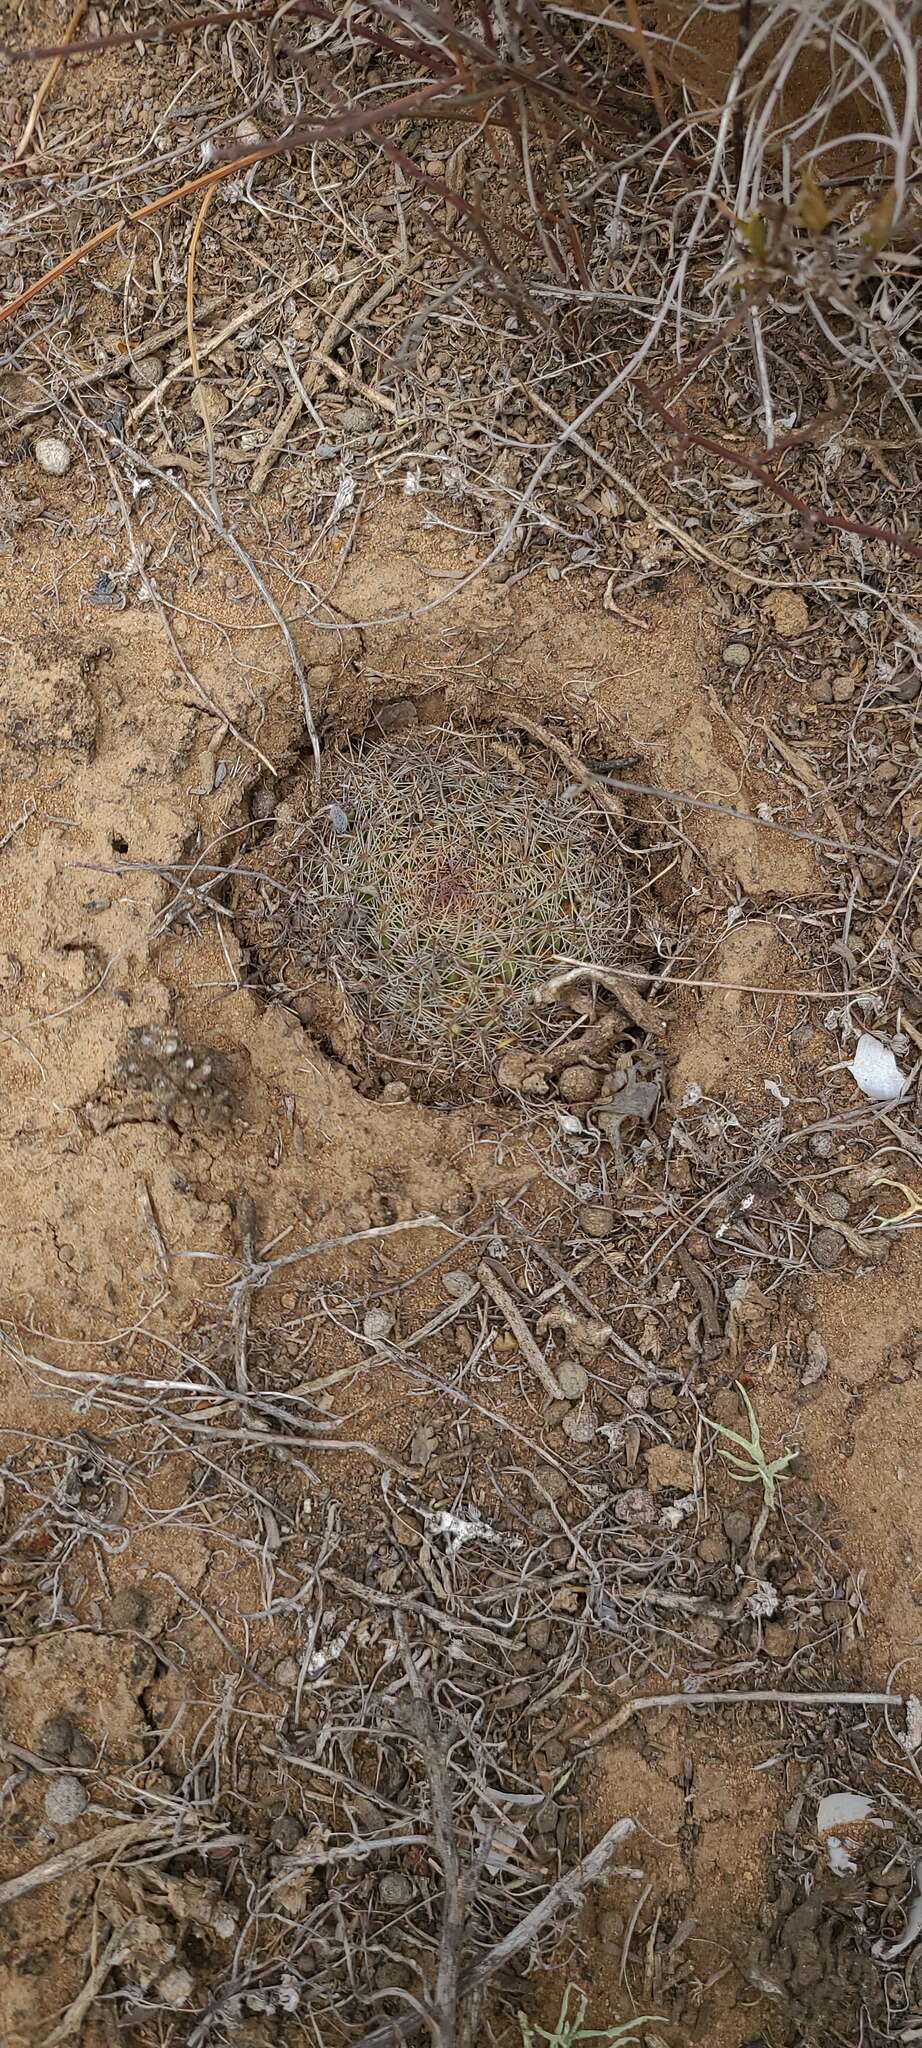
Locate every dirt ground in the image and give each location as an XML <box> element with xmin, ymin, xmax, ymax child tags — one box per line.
<box><xmin>1</xmin><ymin>6</ymin><xmax>921</xmax><ymax>2046</ymax></box>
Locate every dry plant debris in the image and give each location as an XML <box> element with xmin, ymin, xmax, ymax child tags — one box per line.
<box><xmin>0</xmin><ymin>0</ymin><xmax>921</xmax><ymax>2043</ymax></box>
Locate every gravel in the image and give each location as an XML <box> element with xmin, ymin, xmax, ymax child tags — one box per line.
<box><xmin>34</xmin><ymin>435</ymin><xmax>72</xmax><ymax>476</ymax></box>
<box><xmin>44</xmin><ymin>1774</ymin><xmax>88</xmax><ymax>1826</ymax></box>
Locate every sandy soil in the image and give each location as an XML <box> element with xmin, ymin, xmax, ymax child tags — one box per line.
<box><xmin>1</xmin><ymin>10</ymin><xmax>921</xmax><ymax>2046</ymax></box>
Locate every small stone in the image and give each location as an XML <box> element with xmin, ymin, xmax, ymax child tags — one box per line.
<box><xmin>646</xmin><ymin>1443</ymin><xmax>694</xmax><ymax>1492</ymax></box>
<box><xmin>812</xmin><ymin>1227</ymin><xmax>845</xmax><ymax>1269</ymax></box>
<box><xmin>69</xmin><ymin>1734</ymin><xmax>95</xmax><ymax>1770</ymax></box>
<box><xmin>761</xmin><ymin>1622</ymin><xmax>797</xmax><ymax>1660</ymax></box>
<box><xmin>249</xmin><ymin>776</ymin><xmax>275</xmax><ymax>821</ymax></box>
<box><xmin>811</xmin><ymin>676</ymin><xmax>833</xmax><ymax>703</ymax></box>
<box><xmin>724</xmin><ymin>1510</ymin><xmax>752</xmax><ymax>1546</ymax></box>
<box><xmin>558</xmin><ymin>1065</ymin><xmax>597</xmax><ymax>1103</ymax></box>
<box><xmin>723</xmin><ymin>641</ymin><xmax>751</xmax><ymax>670</ymax></box>
<box><xmin>44</xmin><ymin>1774</ymin><xmax>88</xmax><ymax>1826</ymax></box>
<box><xmin>272</xmin><ymin>1813</ymin><xmax>304</xmax><ymax>1852</ymax></box>
<box><xmin>649</xmin><ymin>1388</ymin><xmax>677</xmax><ymax>1412</ymax></box>
<box><xmin>761</xmin><ymin>590</ymin><xmax>808</xmax><ymax>638</ymax></box>
<box><xmin>530</xmin><ymin>1466</ymin><xmax>569</xmax><ymax>1501</ymax></box>
<box><xmin>626</xmin><ymin>1386</ymin><xmax>649</xmax><ymax>1412</ymax></box>
<box><xmin>526</xmin><ymin>1617</ymin><xmax>551</xmax><ymax>1651</ymax></box>
<box><xmin>39</xmin><ymin>1715</ymin><xmax>75</xmax><ymax>1762</ymax></box>
<box><xmin>379</xmin><ymin>1871</ymin><xmax>414</xmax><ymax>1907</ymax></box>
<box><xmin>275</xmin><ymin>1657</ymin><xmax>300</xmax><ymax>1688</ymax></box>
<box><xmin>374</xmin><ymin>698</ymin><xmax>418</xmax><ymax>733</ymax></box>
<box><xmin>342</xmin><ymin>404</ymin><xmax>372</xmax><ymax>431</ymax></box>
<box><xmin>497</xmin><ymin>1050</ymin><xmax>547</xmax><ymax>1097</ymax></box>
<box><xmin>110</xmin><ymin>1586</ymin><xmax>148</xmax><ymax>1629</ymax></box>
<box><xmin>709</xmin><ymin>1388</ymin><xmax>743</xmax><ymax>1428</ymax></box>
<box><xmin>536</xmin><ymin>1798</ymin><xmax>559</xmax><ymax>1836</ymax></box>
<box><xmin>579</xmin><ymin>1202</ymin><xmax>617</xmax><ymax>1239</ymax></box>
<box><xmin>562</xmin><ymin>1402</ymin><xmax>596</xmax><ymax>1443</ymax></box>
<box><xmin>802</xmin><ymin>1331</ymin><xmax>829</xmax><ymax>1385</ymax></box>
<box><xmin>235</xmin><ymin>115</ymin><xmax>263</xmax><ymax>145</ymax></box>
<box><xmin>910</xmin><ymin>926</ymin><xmax>922</xmax><ymax>955</ymax></box>
<box><xmin>809</xmin><ymin>1132</ymin><xmax>834</xmax><ymax>1158</ymax></box>
<box><xmin>442</xmin><ymin>1269</ymin><xmax>474</xmax><ymax>1299</ymax></box>
<box><xmin>157</xmin><ymin>1966</ymin><xmax>195</xmax><ymax>2008</ymax></box>
<box><xmin>831</xmin><ymin>674</ymin><xmax>856</xmax><ymax>703</ymax></box>
<box><xmin>381</xmin><ymin>1080</ymin><xmax>410</xmax><ymax>1102</ymax></box>
<box><xmin>556</xmin><ymin>1358</ymin><xmax>589</xmax><ymax>1399</ymax></box>
<box><xmin>34</xmin><ymin>435</ymin><xmax>72</xmax><ymax>477</ymax></box>
<box><xmin>129</xmin><ymin>354</ymin><xmax>163</xmax><ymax>389</ymax></box>
<box><xmin>697</xmin><ymin>1533</ymin><xmax>730</xmax><ymax>1565</ymax></box>
<box><xmin>363</xmin><ymin>1306</ymin><xmax>395</xmax><ymax>1341</ymax></box>
<box><xmin>821</xmin><ymin>1191</ymin><xmax>849</xmax><ymax>1221</ymax></box>
<box><xmin>614</xmin><ymin>1486</ymin><xmax>656</xmax><ymax>1527</ymax></box>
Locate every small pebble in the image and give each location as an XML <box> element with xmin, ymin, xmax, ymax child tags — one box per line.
<box><xmin>442</xmin><ymin>1269</ymin><xmax>474</xmax><ymax>1299</ymax></box>
<box><xmin>44</xmin><ymin>1774</ymin><xmax>88</xmax><ymax>1826</ymax></box>
<box><xmin>275</xmin><ymin>1657</ymin><xmax>300</xmax><ymax>1688</ymax></box>
<box><xmin>762</xmin><ymin>1621</ymin><xmax>797</xmax><ymax>1660</ymax></box>
<box><xmin>614</xmin><ymin>1486</ymin><xmax>655</xmax><ymax>1527</ymax></box>
<box><xmin>381</xmin><ymin>1079</ymin><xmax>410</xmax><ymax>1102</ymax></box>
<box><xmin>272</xmin><ymin>1813</ymin><xmax>304</xmax><ymax>1852</ymax></box>
<box><xmin>363</xmin><ymin>1306</ymin><xmax>395</xmax><ymax>1341</ymax></box>
<box><xmin>109</xmin><ymin>1586</ymin><xmax>148</xmax><ymax>1629</ymax></box>
<box><xmin>526</xmin><ymin>1617</ymin><xmax>551</xmax><ymax>1652</ymax></box>
<box><xmin>802</xmin><ymin>1331</ymin><xmax>829</xmax><ymax>1386</ymax></box>
<box><xmin>39</xmin><ymin>1714</ymin><xmax>75</xmax><ymax>1762</ymax></box>
<box><xmin>249</xmin><ymin>777</ymin><xmax>275</xmax><ymax>821</ymax></box>
<box><xmin>723</xmin><ymin>641</ymin><xmax>751</xmax><ymax>670</ymax></box>
<box><xmin>375</xmin><ymin>698</ymin><xmax>418</xmax><ymax>734</ymax></box>
<box><xmin>558</xmin><ymin>1064</ymin><xmax>597</xmax><ymax>1104</ymax></box>
<box><xmin>562</xmin><ymin>1402</ymin><xmax>596</xmax><ymax>1443</ymax></box>
<box><xmin>379</xmin><ymin>1871</ymin><xmax>414</xmax><ymax>1907</ymax></box>
<box><xmin>724</xmin><ymin>1509</ymin><xmax>752</xmax><ymax>1546</ymax></box>
<box><xmin>34</xmin><ymin>435</ymin><xmax>72</xmax><ymax>477</ymax></box>
<box><xmin>821</xmin><ymin>1191</ymin><xmax>849</xmax><ymax>1221</ymax></box>
<box><xmin>812</xmin><ymin>1226</ymin><xmax>845</xmax><ymax>1269</ymax></box>
<box><xmin>578</xmin><ymin>1202</ymin><xmax>617</xmax><ymax>1239</ymax></box>
<box><xmin>129</xmin><ymin>354</ymin><xmax>163</xmax><ymax>389</ymax></box>
<box><xmin>556</xmin><ymin>1358</ymin><xmax>589</xmax><ymax>1399</ymax></box>
<box><xmin>157</xmin><ymin>1966</ymin><xmax>195</xmax><ymax>2008</ymax></box>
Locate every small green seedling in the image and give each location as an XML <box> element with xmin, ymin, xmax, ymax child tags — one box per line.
<box><xmin>705</xmin><ymin>1382</ymin><xmax>798</xmax><ymax>1510</ymax></box>
<box><xmin>518</xmin><ymin>1984</ymin><xmax>660</xmax><ymax>2047</ymax></box>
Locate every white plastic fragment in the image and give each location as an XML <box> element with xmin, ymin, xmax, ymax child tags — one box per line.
<box><xmin>817</xmin><ymin>1790</ymin><xmax>875</xmax><ymax>1833</ymax></box>
<box><xmin>826</xmin><ymin>1836</ymin><xmax>859</xmax><ymax>1875</ymax></box>
<box><xmin>817</xmin><ymin>1789</ymin><xmax>889</xmax><ymax>1875</ymax></box>
<box><xmin>848</xmin><ymin>1032</ymin><xmax>907</xmax><ymax>1102</ymax></box>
